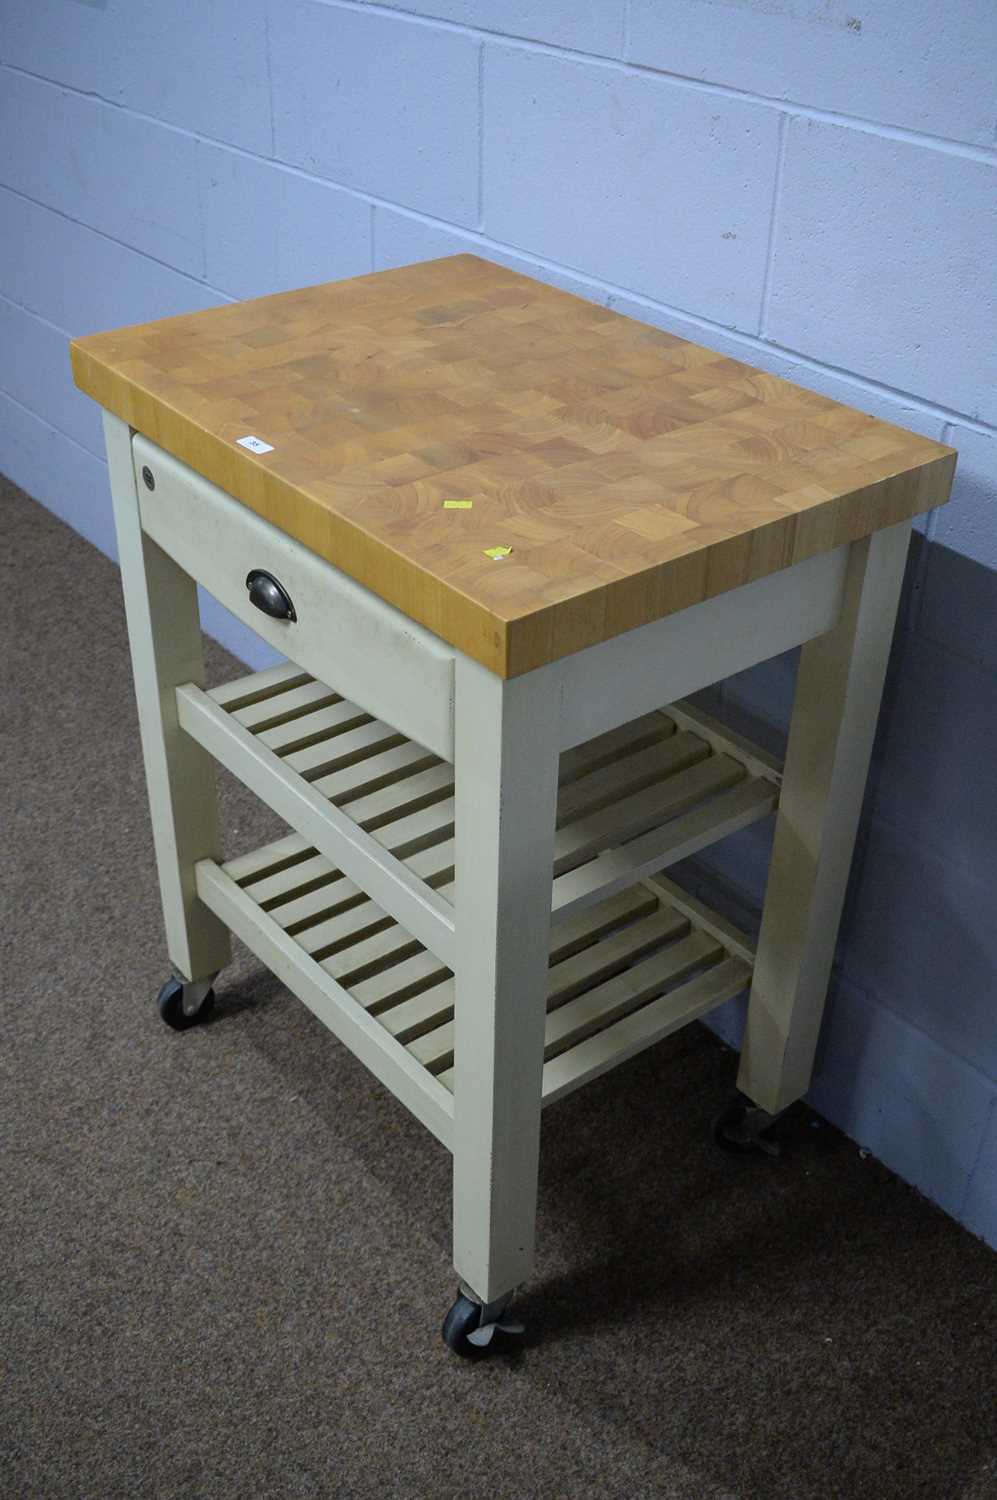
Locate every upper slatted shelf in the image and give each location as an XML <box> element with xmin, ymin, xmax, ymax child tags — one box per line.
<box><xmin>194</xmin><ymin>663</ymin><xmax>780</xmax><ymax>957</ymax></box>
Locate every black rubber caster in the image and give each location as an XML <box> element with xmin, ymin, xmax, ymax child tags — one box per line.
<box><xmin>442</xmin><ymin>1293</ymin><xmax>488</xmax><ymax>1358</ymax></box>
<box><xmin>712</xmin><ymin>1092</ymin><xmax>782</xmax><ymax>1157</ymax></box>
<box><xmin>157</xmin><ymin>976</ymin><xmax>215</xmax><ymax>1032</ymax></box>
<box><xmin>441</xmin><ymin>1292</ymin><xmax>523</xmax><ymax>1358</ymax></box>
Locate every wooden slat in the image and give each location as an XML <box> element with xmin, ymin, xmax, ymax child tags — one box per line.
<box><xmin>231</xmin><ymin>678</ymin><xmax>340</xmax><ymax>733</ymax></box>
<box><xmin>195</xmin><ymin>859</ymin><xmax>453</xmax><ymax>1148</ymax></box>
<box><xmin>245</xmin><ymin>851</ymin><xmax>341</xmax><ymax>909</ymax></box>
<box><xmin>381</xmin><ymin>976</ymin><xmax>456</xmax><ymax>1046</ymax></box>
<box><xmin>248</xmin><ymin>843</ymin><xmax>437</xmax><ymax>907</ymax></box>
<box><xmin>281</xmin><ymin>880</ymin><xmax>369</xmax><ymax>934</ymax></box>
<box><xmin>296</xmin><ymin>897</ymin><xmax>395</xmax><ymax>959</ymax></box>
<box><xmin>233</xmin><ymin>817</ymin><xmax>457</xmax><ymax>921</ymax></box>
<box><xmin>368</xmin><ymin>797</ymin><xmax>454</xmax><ymax>859</ymax></box>
<box><xmin>259</xmin><ymin>698</ymin><xmax>372</xmax><ymax>756</ymax></box>
<box><xmin>553</xmin><ymin>754</ymin><xmax>745</xmax><ymax>876</ymax></box>
<box><xmin>291</xmin><ymin>720</ymin><xmax>406</xmax><ymax>781</ymax></box>
<box><xmin>551</xmin><ymin>777</ymin><xmax>779</xmax><ymax>922</ymax></box>
<box><xmin>558</xmin><ymin>711</ymin><xmax>676</xmax><ymax>786</ymax></box>
<box><xmin>542</xmin><ymin>930</ymin><xmax>723</xmax><ymax>1061</ymax></box>
<box><xmin>556</xmin><ymin>730</ymin><xmax>708</xmax><ymax>824</ymax></box>
<box><xmin>642</xmin><ymin>873</ymin><xmax>757</xmax><ymax>965</ymax></box>
<box><xmin>546</xmin><ymin>885</ymin><xmax>659</xmax><ymax>961</ymax></box>
<box><xmin>351</xmin><ymin>949</ymin><xmax>452</xmax><ymax>1013</ymax></box>
<box><xmin>404</xmin><ymin>907</ymin><xmax>697</xmax><ymax>1073</ymax></box>
<box><xmin>270</xmin><ymin>875</ymin><xmax>368</xmax><ymax>933</ymax></box>
<box><xmin>225</xmin><ymin>832</ymin><xmax>313</xmax><ymax>886</ymax></box>
<box><xmin>544</xmin><ymin>907</ymin><xmax>689</xmax><ymax>1011</ymax></box>
<box><xmin>209</xmin><ymin>663</ymin><xmax>310</xmax><ymax>711</ymax></box>
<box><xmin>310</xmin><ymin>739</ymin><xmax>438</xmax><ymax>804</ymax></box>
<box><xmin>666</xmin><ymin>699</ymin><xmax>783</xmax><ymax>784</ymax></box>
<box><xmin>540</xmin><ymin>956</ymin><xmax>752</xmax><ymax>1106</ymax></box>
<box><xmin>321</xmin><ymin>922</ymin><xmax>424</xmax><ymax>989</ymax></box>
<box><xmin>347</xmin><ymin>761</ymin><xmax>453</xmax><ymax>833</ymax></box>
<box><xmin>252</xmin><ymin>770</ymin><xmax>453</xmax><ymax>886</ymax></box>
<box><xmin>406</xmin><ymin>843</ymin><xmax>456</xmax><ymax>889</ymax></box>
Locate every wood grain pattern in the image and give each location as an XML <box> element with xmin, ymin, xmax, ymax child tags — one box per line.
<box><xmin>71</xmin><ymin>254</ymin><xmax>956</xmax><ymax>675</ymax></box>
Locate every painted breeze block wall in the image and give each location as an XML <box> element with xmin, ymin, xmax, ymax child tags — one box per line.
<box><xmin>0</xmin><ymin>0</ymin><xmax>994</xmax><ymax>1245</ymax></box>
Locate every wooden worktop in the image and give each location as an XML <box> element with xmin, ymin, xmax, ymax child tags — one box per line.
<box><xmin>71</xmin><ymin>254</ymin><xmax>955</xmax><ymax>676</ymax></box>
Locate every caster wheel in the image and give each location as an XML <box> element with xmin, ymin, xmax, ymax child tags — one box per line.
<box><xmin>157</xmin><ymin>976</ymin><xmax>215</xmax><ymax>1032</ymax></box>
<box><xmin>441</xmin><ymin>1292</ymin><xmax>524</xmax><ymax>1358</ymax></box>
<box><xmin>442</xmin><ymin>1294</ymin><xmax>488</xmax><ymax>1359</ymax></box>
<box><xmin>712</xmin><ymin>1093</ymin><xmax>782</xmax><ymax>1157</ymax></box>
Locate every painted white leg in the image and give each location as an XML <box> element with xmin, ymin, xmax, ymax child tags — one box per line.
<box><xmin>451</xmin><ymin>655</ymin><xmax>561</xmax><ymax>1303</ymax></box>
<box><xmin>103</xmin><ymin>412</ymin><xmax>230</xmax><ymax>982</ymax></box>
<box><xmin>738</xmin><ymin>521</ymin><xmax>912</xmax><ymax>1115</ymax></box>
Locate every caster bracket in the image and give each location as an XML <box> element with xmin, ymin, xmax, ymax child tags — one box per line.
<box><xmin>443</xmin><ymin>1288</ymin><xmax>524</xmax><ymax>1357</ymax></box>
<box><xmin>713</xmin><ymin>1091</ymin><xmax>785</xmax><ymax>1157</ymax></box>
<box><xmin>157</xmin><ymin>972</ymin><xmax>219</xmax><ymax>1031</ymax></box>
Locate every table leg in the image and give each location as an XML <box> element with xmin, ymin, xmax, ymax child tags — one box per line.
<box><xmin>737</xmin><ymin>521</ymin><xmax>912</xmax><ymax>1117</ymax></box>
<box><xmin>103</xmin><ymin>412</ymin><xmax>230</xmax><ymax>985</ymax></box>
<box><xmin>451</xmin><ymin>655</ymin><xmax>561</xmax><ymax>1305</ymax></box>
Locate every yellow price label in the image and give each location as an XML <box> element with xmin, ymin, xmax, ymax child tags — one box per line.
<box><xmin>443</xmin><ymin>499</ymin><xmax>473</xmax><ymax>509</ymax></box>
<box><xmin>483</xmin><ymin>545</ymin><xmax>513</xmax><ymax>560</ymax></box>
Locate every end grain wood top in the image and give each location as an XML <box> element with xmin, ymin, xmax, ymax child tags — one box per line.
<box><xmin>71</xmin><ymin>254</ymin><xmax>955</xmax><ymax>677</ymax></box>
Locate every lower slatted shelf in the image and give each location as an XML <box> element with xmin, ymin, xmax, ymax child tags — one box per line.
<box><xmin>196</xmin><ymin>835</ymin><xmax>754</xmax><ymax>1144</ymax></box>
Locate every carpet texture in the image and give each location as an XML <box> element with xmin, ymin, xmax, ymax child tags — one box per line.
<box><xmin>2</xmin><ymin>476</ymin><xmax>995</xmax><ymax>1500</ymax></box>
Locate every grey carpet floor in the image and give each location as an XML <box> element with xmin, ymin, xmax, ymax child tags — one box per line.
<box><xmin>2</xmin><ymin>475</ymin><xmax>995</xmax><ymax>1500</ymax></box>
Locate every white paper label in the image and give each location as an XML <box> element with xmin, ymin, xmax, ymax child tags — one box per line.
<box><xmin>237</xmin><ymin>435</ymin><xmax>274</xmax><ymax>455</ymax></box>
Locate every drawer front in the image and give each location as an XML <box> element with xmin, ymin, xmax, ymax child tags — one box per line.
<box><xmin>133</xmin><ymin>434</ymin><xmax>455</xmax><ymax>761</ymax></box>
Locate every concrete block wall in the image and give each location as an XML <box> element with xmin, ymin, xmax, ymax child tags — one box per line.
<box><xmin>1</xmin><ymin>1</ymin><xmax>994</xmax><ymax>1245</ymax></box>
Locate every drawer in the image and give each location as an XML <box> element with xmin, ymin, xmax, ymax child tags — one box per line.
<box><xmin>132</xmin><ymin>434</ymin><xmax>455</xmax><ymax>761</ymax></box>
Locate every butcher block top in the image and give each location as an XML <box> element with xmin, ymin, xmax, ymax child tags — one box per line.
<box><xmin>71</xmin><ymin>254</ymin><xmax>955</xmax><ymax>677</ymax></box>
